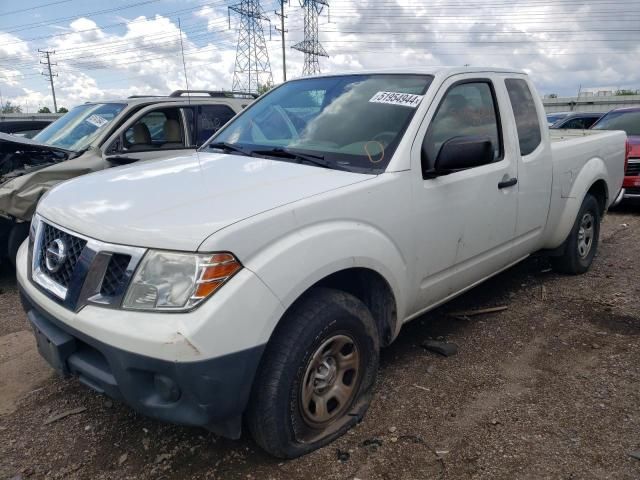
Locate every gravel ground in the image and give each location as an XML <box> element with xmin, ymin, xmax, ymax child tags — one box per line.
<box><xmin>1</xmin><ymin>206</ymin><xmax>639</xmax><ymax>480</ymax></box>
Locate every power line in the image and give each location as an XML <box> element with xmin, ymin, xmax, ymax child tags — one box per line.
<box><xmin>5</xmin><ymin>0</ymin><xmax>163</xmax><ymax>34</ymax></box>
<box><xmin>1</xmin><ymin>0</ymin><xmax>73</xmax><ymax>16</ymax></box>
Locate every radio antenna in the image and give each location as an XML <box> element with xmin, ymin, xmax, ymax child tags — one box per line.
<box><xmin>178</xmin><ymin>18</ymin><xmax>191</xmax><ymax>104</ymax></box>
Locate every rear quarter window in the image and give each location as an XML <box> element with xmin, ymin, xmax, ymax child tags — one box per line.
<box><xmin>505</xmin><ymin>79</ymin><xmax>542</xmax><ymax>156</ymax></box>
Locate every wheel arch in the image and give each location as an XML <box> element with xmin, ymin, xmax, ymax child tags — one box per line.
<box><xmin>311</xmin><ymin>267</ymin><xmax>398</xmax><ymax>347</ymax></box>
<box><xmin>543</xmin><ymin>157</ymin><xmax>609</xmax><ymax>249</ymax></box>
<box><xmin>586</xmin><ymin>178</ymin><xmax>608</xmax><ymax>216</ymax></box>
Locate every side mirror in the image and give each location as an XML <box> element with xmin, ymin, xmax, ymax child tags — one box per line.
<box><xmin>434</xmin><ymin>136</ymin><xmax>494</xmax><ymax>174</ymax></box>
<box><xmin>106</xmin><ymin>155</ymin><xmax>140</xmax><ymax>166</ymax></box>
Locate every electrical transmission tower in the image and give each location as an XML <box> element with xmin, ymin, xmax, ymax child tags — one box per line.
<box><xmin>38</xmin><ymin>49</ymin><xmax>58</xmax><ymax>112</ymax></box>
<box><xmin>228</xmin><ymin>0</ymin><xmax>274</xmax><ymax>94</ymax></box>
<box><xmin>292</xmin><ymin>0</ymin><xmax>328</xmax><ymax>76</ymax></box>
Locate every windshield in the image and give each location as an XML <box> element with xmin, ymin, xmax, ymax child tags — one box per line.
<box><xmin>203</xmin><ymin>74</ymin><xmax>433</xmax><ymax>172</ymax></box>
<box><xmin>33</xmin><ymin>103</ymin><xmax>126</xmax><ymax>151</ymax></box>
<box><xmin>592</xmin><ymin>110</ymin><xmax>640</xmax><ymax>136</ymax></box>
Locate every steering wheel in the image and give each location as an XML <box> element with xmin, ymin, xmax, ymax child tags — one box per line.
<box><xmin>252</xmin><ymin>105</ymin><xmax>299</xmax><ymax>141</ymax></box>
<box><xmin>372</xmin><ymin>131</ymin><xmax>396</xmax><ymax>145</ymax></box>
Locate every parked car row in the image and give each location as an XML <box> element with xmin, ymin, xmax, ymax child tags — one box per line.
<box><xmin>548</xmin><ymin>112</ymin><xmax>604</xmax><ymax>130</ymax></box>
<box><xmin>0</xmin><ymin>119</ymin><xmax>53</xmax><ymax>138</ymax></box>
<box><xmin>545</xmin><ymin>106</ymin><xmax>640</xmax><ymax>205</ymax></box>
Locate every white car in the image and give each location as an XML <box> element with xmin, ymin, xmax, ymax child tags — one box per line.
<box><xmin>18</xmin><ymin>68</ymin><xmax>626</xmax><ymax>458</ymax></box>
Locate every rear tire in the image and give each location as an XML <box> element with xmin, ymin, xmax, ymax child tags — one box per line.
<box><xmin>246</xmin><ymin>287</ymin><xmax>379</xmax><ymax>458</ymax></box>
<box><xmin>550</xmin><ymin>193</ymin><xmax>600</xmax><ymax>275</ymax></box>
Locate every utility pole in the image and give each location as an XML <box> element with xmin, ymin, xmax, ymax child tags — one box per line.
<box><xmin>39</xmin><ymin>49</ymin><xmax>58</xmax><ymax>113</ymax></box>
<box><xmin>275</xmin><ymin>0</ymin><xmax>288</xmax><ymax>82</ymax></box>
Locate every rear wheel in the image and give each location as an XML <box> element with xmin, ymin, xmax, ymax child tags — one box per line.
<box><xmin>551</xmin><ymin>193</ymin><xmax>601</xmax><ymax>274</ymax></box>
<box><xmin>246</xmin><ymin>287</ymin><xmax>379</xmax><ymax>458</ymax></box>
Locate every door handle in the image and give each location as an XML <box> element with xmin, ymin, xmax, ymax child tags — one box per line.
<box><xmin>498</xmin><ymin>177</ymin><xmax>518</xmax><ymax>189</ymax></box>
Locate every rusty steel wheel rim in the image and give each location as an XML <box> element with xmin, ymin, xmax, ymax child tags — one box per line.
<box><xmin>577</xmin><ymin>212</ymin><xmax>595</xmax><ymax>258</ymax></box>
<box><xmin>300</xmin><ymin>334</ymin><xmax>361</xmax><ymax>429</ymax></box>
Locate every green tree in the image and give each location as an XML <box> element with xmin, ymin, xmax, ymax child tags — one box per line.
<box><xmin>1</xmin><ymin>101</ymin><xmax>22</xmax><ymax>113</ymax></box>
<box><xmin>615</xmin><ymin>89</ymin><xmax>638</xmax><ymax>96</ymax></box>
<box><xmin>57</xmin><ymin>107</ymin><xmax>68</xmax><ymax>113</ymax></box>
<box><xmin>38</xmin><ymin>106</ymin><xmax>51</xmax><ymax>113</ymax></box>
<box><xmin>257</xmin><ymin>82</ymin><xmax>274</xmax><ymax>96</ymax></box>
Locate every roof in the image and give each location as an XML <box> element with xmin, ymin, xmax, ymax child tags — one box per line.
<box><xmin>86</xmin><ymin>91</ymin><xmax>255</xmax><ymax>106</ymax></box>
<box><xmin>300</xmin><ymin>66</ymin><xmax>527</xmax><ymax>80</ymax></box>
<box><xmin>608</xmin><ymin>106</ymin><xmax>640</xmax><ymax>113</ymax></box>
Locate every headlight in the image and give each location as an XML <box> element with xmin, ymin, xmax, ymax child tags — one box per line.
<box><xmin>122</xmin><ymin>251</ymin><xmax>242</xmax><ymax>312</ymax></box>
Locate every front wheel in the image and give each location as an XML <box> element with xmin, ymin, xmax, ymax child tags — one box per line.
<box><xmin>7</xmin><ymin>222</ymin><xmax>30</xmax><ymax>268</ymax></box>
<box><xmin>550</xmin><ymin>193</ymin><xmax>601</xmax><ymax>274</ymax></box>
<box><xmin>246</xmin><ymin>287</ymin><xmax>379</xmax><ymax>458</ymax></box>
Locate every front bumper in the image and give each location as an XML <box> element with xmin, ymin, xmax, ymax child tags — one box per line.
<box><xmin>21</xmin><ymin>288</ymin><xmax>264</xmax><ymax>439</ymax></box>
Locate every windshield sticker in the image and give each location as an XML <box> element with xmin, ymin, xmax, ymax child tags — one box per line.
<box><xmin>369</xmin><ymin>91</ymin><xmax>423</xmax><ymax>108</ymax></box>
<box><xmin>85</xmin><ymin>114</ymin><xmax>109</xmax><ymax>128</ymax></box>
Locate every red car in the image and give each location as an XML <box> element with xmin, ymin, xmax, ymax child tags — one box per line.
<box><xmin>591</xmin><ymin>107</ymin><xmax>640</xmax><ymax>205</ymax></box>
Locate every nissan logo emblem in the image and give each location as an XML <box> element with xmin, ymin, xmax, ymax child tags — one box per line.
<box><xmin>45</xmin><ymin>238</ymin><xmax>68</xmax><ymax>274</ymax></box>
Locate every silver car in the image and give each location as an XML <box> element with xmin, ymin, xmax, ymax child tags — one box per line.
<box><xmin>0</xmin><ymin>90</ymin><xmax>255</xmax><ymax>264</ymax></box>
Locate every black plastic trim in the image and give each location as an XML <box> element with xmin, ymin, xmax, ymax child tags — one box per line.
<box><xmin>20</xmin><ymin>287</ymin><xmax>265</xmax><ymax>439</ymax></box>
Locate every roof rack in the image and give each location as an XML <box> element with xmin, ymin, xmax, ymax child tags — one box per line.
<box><xmin>169</xmin><ymin>90</ymin><xmax>258</xmax><ymax>99</ymax></box>
<box><xmin>127</xmin><ymin>95</ymin><xmax>168</xmax><ymax>99</ymax></box>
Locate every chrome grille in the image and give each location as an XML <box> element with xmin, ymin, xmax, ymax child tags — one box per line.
<box><xmin>626</xmin><ymin>159</ymin><xmax>640</xmax><ymax>177</ymax></box>
<box><xmin>38</xmin><ymin>223</ymin><xmax>87</xmax><ymax>289</ymax></box>
<box><xmin>100</xmin><ymin>254</ymin><xmax>132</xmax><ymax>297</ymax></box>
<box><xmin>30</xmin><ymin>216</ymin><xmax>146</xmax><ymax>311</ymax></box>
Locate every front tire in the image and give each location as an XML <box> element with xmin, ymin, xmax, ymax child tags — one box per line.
<box><xmin>551</xmin><ymin>193</ymin><xmax>601</xmax><ymax>274</ymax></box>
<box><xmin>7</xmin><ymin>222</ymin><xmax>30</xmax><ymax>268</ymax></box>
<box><xmin>246</xmin><ymin>287</ymin><xmax>379</xmax><ymax>458</ymax></box>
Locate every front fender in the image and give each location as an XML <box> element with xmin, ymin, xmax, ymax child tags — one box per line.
<box><xmin>543</xmin><ymin>156</ymin><xmax>608</xmax><ymax>249</ymax></box>
<box><xmin>243</xmin><ymin>220</ymin><xmax>410</xmax><ymax>339</ymax></box>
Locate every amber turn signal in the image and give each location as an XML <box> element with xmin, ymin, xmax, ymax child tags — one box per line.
<box><xmin>193</xmin><ymin>253</ymin><xmax>242</xmax><ymax>300</ymax></box>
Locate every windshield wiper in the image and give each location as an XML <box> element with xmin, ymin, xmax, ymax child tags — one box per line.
<box><xmin>253</xmin><ymin>147</ymin><xmax>350</xmax><ymax>171</ymax></box>
<box><xmin>208</xmin><ymin>142</ymin><xmax>254</xmax><ymax>157</ymax></box>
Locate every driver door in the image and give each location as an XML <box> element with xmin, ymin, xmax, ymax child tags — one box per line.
<box><xmin>101</xmin><ymin>104</ymin><xmax>196</xmax><ymax>164</ymax></box>
<box><xmin>409</xmin><ymin>76</ymin><xmax>519</xmax><ymax>313</ymax></box>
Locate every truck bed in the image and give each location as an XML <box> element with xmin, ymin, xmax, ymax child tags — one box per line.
<box><xmin>549</xmin><ymin>129</ymin><xmax>613</xmax><ymax>142</ymax></box>
<box><xmin>543</xmin><ymin>128</ymin><xmax>626</xmax><ymax>249</ymax></box>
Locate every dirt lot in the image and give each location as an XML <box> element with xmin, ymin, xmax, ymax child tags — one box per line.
<box><xmin>1</xmin><ymin>206</ymin><xmax>639</xmax><ymax>480</ymax></box>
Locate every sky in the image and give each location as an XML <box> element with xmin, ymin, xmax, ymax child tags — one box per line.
<box><xmin>0</xmin><ymin>0</ymin><xmax>639</xmax><ymax>112</ymax></box>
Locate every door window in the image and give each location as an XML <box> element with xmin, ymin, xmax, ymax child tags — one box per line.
<box><xmin>562</xmin><ymin>118</ymin><xmax>588</xmax><ymax>129</ymax></box>
<box><xmin>423</xmin><ymin>81</ymin><xmax>502</xmax><ymax>173</ymax></box>
<box><xmin>123</xmin><ymin>107</ymin><xmax>186</xmax><ymax>151</ymax></box>
<box><xmin>197</xmin><ymin>105</ymin><xmax>236</xmax><ymax>145</ymax></box>
<box><xmin>505</xmin><ymin>79</ymin><xmax>542</xmax><ymax>156</ymax></box>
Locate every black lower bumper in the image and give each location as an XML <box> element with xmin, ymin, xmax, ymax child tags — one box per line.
<box><xmin>20</xmin><ymin>288</ymin><xmax>265</xmax><ymax>439</ymax></box>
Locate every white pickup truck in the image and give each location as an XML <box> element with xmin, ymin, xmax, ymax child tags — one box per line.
<box><xmin>17</xmin><ymin>68</ymin><xmax>626</xmax><ymax>458</ymax></box>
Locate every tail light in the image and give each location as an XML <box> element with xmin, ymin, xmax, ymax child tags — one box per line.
<box><xmin>624</xmin><ymin>138</ymin><xmax>631</xmax><ymax>174</ymax></box>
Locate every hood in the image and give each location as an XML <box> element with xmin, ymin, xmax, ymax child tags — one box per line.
<box><xmin>0</xmin><ymin>132</ymin><xmax>72</xmax><ymax>155</ymax></box>
<box><xmin>1</xmin><ymin>132</ymin><xmax>76</xmax><ymax>220</ymax></box>
<box><xmin>38</xmin><ymin>151</ymin><xmax>374</xmax><ymax>251</ymax></box>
